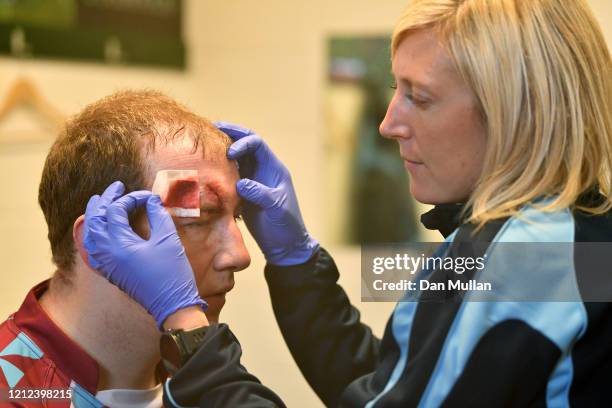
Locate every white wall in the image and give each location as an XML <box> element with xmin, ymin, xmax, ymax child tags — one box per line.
<box><xmin>0</xmin><ymin>1</ymin><xmax>609</xmax><ymax>407</ymax></box>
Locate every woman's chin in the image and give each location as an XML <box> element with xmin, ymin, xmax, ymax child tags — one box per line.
<box><xmin>410</xmin><ymin>182</ymin><xmax>464</xmax><ymax>205</ymax></box>
<box><xmin>410</xmin><ymin>183</ymin><xmax>439</xmax><ymax>205</ymax></box>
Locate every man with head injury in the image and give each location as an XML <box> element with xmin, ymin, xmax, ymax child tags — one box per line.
<box><xmin>0</xmin><ymin>90</ymin><xmax>251</xmax><ymax>407</ymax></box>
<box><xmin>85</xmin><ymin>0</ymin><xmax>612</xmax><ymax>406</ymax></box>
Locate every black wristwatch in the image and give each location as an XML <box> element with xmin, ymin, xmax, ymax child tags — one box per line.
<box><xmin>160</xmin><ymin>325</ymin><xmax>209</xmax><ymax>375</ymax></box>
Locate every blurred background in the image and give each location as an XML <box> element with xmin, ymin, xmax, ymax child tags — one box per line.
<box><xmin>0</xmin><ymin>1</ymin><xmax>610</xmax><ymax>406</ymax></box>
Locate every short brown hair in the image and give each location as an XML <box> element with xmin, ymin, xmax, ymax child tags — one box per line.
<box><xmin>39</xmin><ymin>90</ymin><xmax>231</xmax><ymax>280</ymax></box>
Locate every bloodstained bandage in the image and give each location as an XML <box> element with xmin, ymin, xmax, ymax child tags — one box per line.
<box><xmin>152</xmin><ymin>170</ymin><xmax>201</xmax><ymax>217</ymax></box>
<box><xmin>166</xmin><ymin>178</ymin><xmax>200</xmax><ymax>208</ymax></box>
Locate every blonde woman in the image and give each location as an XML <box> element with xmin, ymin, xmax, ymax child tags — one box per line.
<box><xmin>83</xmin><ymin>0</ymin><xmax>611</xmax><ymax>406</ymax></box>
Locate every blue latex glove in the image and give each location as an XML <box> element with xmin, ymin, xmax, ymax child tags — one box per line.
<box><xmin>83</xmin><ymin>182</ymin><xmax>207</xmax><ymax>329</ymax></box>
<box><xmin>216</xmin><ymin>122</ymin><xmax>319</xmax><ymax>266</ymax></box>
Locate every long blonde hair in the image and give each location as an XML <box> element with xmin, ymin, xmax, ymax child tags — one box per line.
<box><xmin>392</xmin><ymin>0</ymin><xmax>612</xmax><ymax>226</ymax></box>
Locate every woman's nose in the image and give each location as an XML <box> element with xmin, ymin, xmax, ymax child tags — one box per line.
<box><xmin>379</xmin><ymin>95</ymin><xmax>409</xmax><ymax>140</ymax></box>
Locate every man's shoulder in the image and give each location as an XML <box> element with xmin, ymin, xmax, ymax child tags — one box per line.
<box><xmin>0</xmin><ymin>317</ymin><xmax>107</xmax><ymax>407</ymax></box>
<box><xmin>0</xmin><ymin>316</ymin><xmax>68</xmax><ymax>389</ymax></box>
<box><xmin>0</xmin><ymin>321</ymin><xmax>76</xmax><ymax>407</ymax></box>
<box><xmin>0</xmin><ymin>284</ymin><xmax>77</xmax><ymax>393</ymax></box>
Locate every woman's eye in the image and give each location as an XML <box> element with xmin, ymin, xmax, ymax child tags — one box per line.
<box><xmin>406</xmin><ymin>91</ymin><xmax>429</xmax><ymax>107</ymax></box>
<box><xmin>390</xmin><ymin>80</ymin><xmax>428</xmax><ymax>106</ymax></box>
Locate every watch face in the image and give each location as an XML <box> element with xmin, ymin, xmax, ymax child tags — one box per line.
<box><xmin>160</xmin><ymin>334</ymin><xmax>182</xmax><ymax>374</ymax></box>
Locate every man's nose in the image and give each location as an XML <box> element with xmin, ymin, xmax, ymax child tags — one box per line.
<box><xmin>379</xmin><ymin>94</ymin><xmax>410</xmax><ymax>140</ymax></box>
<box><xmin>214</xmin><ymin>219</ymin><xmax>251</xmax><ymax>272</ymax></box>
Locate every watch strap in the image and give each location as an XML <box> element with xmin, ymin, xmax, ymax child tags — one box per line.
<box><xmin>177</xmin><ymin>325</ymin><xmax>209</xmax><ymax>358</ymax></box>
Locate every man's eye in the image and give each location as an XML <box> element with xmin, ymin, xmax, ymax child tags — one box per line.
<box><xmin>183</xmin><ymin>220</ymin><xmax>209</xmax><ymax>228</ymax></box>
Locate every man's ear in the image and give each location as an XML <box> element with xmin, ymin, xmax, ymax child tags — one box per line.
<box><xmin>72</xmin><ymin>215</ymin><xmax>92</xmax><ymax>269</ymax></box>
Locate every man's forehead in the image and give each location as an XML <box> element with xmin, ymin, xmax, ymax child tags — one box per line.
<box><xmin>147</xmin><ymin>138</ymin><xmax>234</xmax><ymax>174</ymax></box>
<box><xmin>148</xmin><ymin>138</ymin><xmax>204</xmax><ymax>168</ymax></box>
<box><xmin>143</xmin><ymin>133</ymin><xmax>237</xmax><ymax>202</ymax></box>
<box><xmin>147</xmin><ymin>151</ymin><xmax>238</xmax><ymax>211</ymax></box>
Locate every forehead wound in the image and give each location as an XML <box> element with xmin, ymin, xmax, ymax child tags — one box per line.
<box><xmin>166</xmin><ymin>178</ymin><xmax>200</xmax><ymax>208</ymax></box>
<box><xmin>152</xmin><ymin>170</ymin><xmax>201</xmax><ymax>217</ymax></box>
<box><xmin>201</xmin><ymin>181</ymin><xmax>225</xmax><ymax>207</ymax></box>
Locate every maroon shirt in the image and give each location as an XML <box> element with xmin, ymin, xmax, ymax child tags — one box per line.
<box><xmin>0</xmin><ymin>281</ymin><xmax>105</xmax><ymax>407</ymax></box>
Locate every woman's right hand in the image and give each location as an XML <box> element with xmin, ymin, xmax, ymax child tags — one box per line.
<box><xmin>217</xmin><ymin>122</ymin><xmax>319</xmax><ymax>266</ymax></box>
<box><xmin>83</xmin><ymin>181</ymin><xmax>207</xmax><ymax>330</ymax></box>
